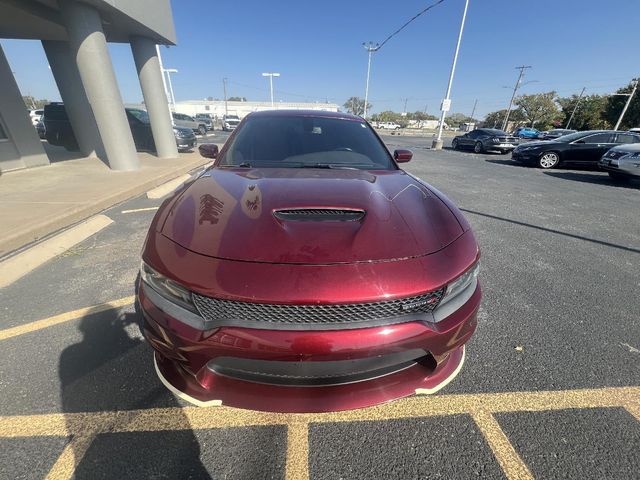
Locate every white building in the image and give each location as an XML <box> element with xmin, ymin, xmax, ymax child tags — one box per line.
<box><xmin>173</xmin><ymin>100</ymin><xmax>339</xmax><ymax>119</ymax></box>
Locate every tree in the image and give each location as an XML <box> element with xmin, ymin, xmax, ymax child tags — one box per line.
<box><xmin>557</xmin><ymin>94</ymin><xmax>609</xmax><ymax>130</ymax></box>
<box><xmin>514</xmin><ymin>92</ymin><xmax>561</xmax><ymax>129</ymax></box>
<box><xmin>22</xmin><ymin>96</ymin><xmax>48</xmax><ymax>109</ymax></box>
<box><xmin>408</xmin><ymin>111</ymin><xmax>438</xmax><ymax>121</ymax></box>
<box><xmin>481</xmin><ymin>109</ymin><xmax>526</xmax><ymax>128</ymax></box>
<box><xmin>447</xmin><ymin>112</ymin><xmax>478</xmax><ymax>126</ymax></box>
<box><xmin>228</xmin><ymin>96</ymin><xmax>247</xmax><ymax>102</ymax></box>
<box><xmin>604</xmin><ymin>80</ymin><xmax>640</xmax><ymax>130</ymax></box>
<box><xmin>343</xmin><ymin>97</ymin><xmax>371</xmax><ymax>116</ymax></box>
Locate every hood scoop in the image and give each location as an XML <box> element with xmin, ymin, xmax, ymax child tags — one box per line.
<box><xmin>273</xmin><ymin>208</ymin><xmax>365</xmax><ymax>222</ymax></box>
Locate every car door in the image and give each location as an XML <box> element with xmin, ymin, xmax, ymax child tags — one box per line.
<box><xmin>568</xmin><ymin>133</ymin><xmax>615</xmax><ymax>163</ymax></box>
<box><xmin>184</xmin><ymin>115</ymin><xmax>198</xmax><ymax>130</ymax></box>
<box><xmin>459</xmin><ymin>130</ymin><xmax>476</xmax><ymax>148</ymax></box>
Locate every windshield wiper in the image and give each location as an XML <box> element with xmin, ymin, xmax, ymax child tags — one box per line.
<box><xmin>300</xmin><ymin>163</ymin><xmax>359</xmax><ymax>170</ymax></box>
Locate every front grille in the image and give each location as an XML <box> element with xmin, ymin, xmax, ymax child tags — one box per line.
<box><xmin>605</xmin><ymin>150</ymin><xmax>626</xmax><ymax>160</ymax></box>
<box><xmin>192</xmin><ymin>289</ymin><xmax>446</xmax><ymax>327</ymax></box>
<box><xmin>273</xmin><ymin>208</ymin><xmax>365</xmax><ymax>222</ymax></box>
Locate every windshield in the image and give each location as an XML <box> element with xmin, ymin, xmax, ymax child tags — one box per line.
<box><xmin>127</xmin><ymin>109</ymin><xmax>150</xmax><ymax>124</ymax></box>
<box><xmin>219</xmin><ymin>115</ymin><xmax>395</xmax><ymax>170</ymax></box>
<box><xmin>482</xmin><ymin>129</ymin><xmax>509</xmax><ymax>136</ymax></box>
<box><xmin>553</xmin><ymin>131</ymin><xmax>590</xmax><ymax>142</ymax></box>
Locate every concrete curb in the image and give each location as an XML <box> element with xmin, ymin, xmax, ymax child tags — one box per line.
<box><xmin>0</xmin><ymin>155</ymin><xmax>210</xmax><ymax>259</ymax></box>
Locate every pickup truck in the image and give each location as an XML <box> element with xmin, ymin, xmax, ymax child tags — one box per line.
<box><xmin>378</xmin><ymin>122</ymin><xmax>401</xmax><ymax>130</ymax></box>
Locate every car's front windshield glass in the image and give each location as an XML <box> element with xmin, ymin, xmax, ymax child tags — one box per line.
<box><xmin>555</xmin><ymin>131</ymin><xmax>588</xmax><ymax>142</ymax></box>
<box><xmin>128</xmin><ymin>109</ymin><xmax>150</xmax><ymax>124</ymax></box>
<box><xmin>219</xmin><ymin>115</ymin><xmax>395</xmax><ymax>170</ymax></box>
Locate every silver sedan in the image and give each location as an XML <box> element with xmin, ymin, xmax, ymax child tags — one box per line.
<box><xmin>599</xmin><ymin>144</ymin><xmax>640</xmax><ymax>181</ymax></box>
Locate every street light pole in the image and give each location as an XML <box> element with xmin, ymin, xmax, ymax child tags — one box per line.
<box><xmin>565</xmin><ymin>86</ymin><xmax>585</xmax><ymax>129</ymax></box>
<box><xmin>433</xmin><ymin>0</ymin><xmax>470</xmax><ymax>150</ymax></box>
<box><xmin>502</xmin><ymin>65</ymin><xmax>531</xmax><ymax>131</ymax></box>
<box><xmin>262</xmin><ymin>72</ymin><xmax>280</xmax><ymax>108</ymax></box>
<box><xmin>362</xmin><ymin>42</ymin><xmax>379</xmax><ymax>119</ymax></box>
<box><xmin>614</xmin><ymin>80</ymin><xmax>638</xmax><ymax>130</ymax></box>
<box><xmin>223</xmin><ymin>77</ymin><xmax>228</xmax><ymax>117</ymax></box>
<box><xmin>154</xmin><ymin>45</ymin><xmax>174</xmax><ymax>124</ymax></box>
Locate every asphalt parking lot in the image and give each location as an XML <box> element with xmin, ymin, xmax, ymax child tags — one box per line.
<box><xmin>1</xmin><ymin>134</ymin><xmax>639</xmax><ymax>479</ymax></box>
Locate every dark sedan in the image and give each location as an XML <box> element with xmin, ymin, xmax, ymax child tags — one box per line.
<box><xmin>511</xmin><ymin>130</ymin><xmax>640</xmax><ymax>169</ymax></box>
<box><xmin>452</xmin><ymin>128</ymin><xmax>519</xmax><ymax>154</ymax></box>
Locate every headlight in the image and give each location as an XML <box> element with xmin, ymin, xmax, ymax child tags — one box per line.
<box><xmin>140</xmin><ymin>261</ymin><xmax>197</xmax><ymax>313</ymax></box>
<box><xmin>440</xmin><ymin>262</ymin><xmax>480</xmax><ymax>307</ymax></box>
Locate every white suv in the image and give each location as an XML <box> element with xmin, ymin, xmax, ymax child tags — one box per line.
<box><xmin>378</xmin><ymin>122</ymin><xmax>401</xmax><ymax>130</ymax></box>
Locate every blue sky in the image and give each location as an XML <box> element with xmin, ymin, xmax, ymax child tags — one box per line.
<box><xmin>2</xmin><ymin>0</ymin><xmax>637</xmax><ymax>117</ymax></box>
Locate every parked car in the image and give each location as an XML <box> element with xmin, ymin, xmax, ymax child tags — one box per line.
<box><xmin>598</xmin><ymin>143</ymin><xmax>640</xmax><ymax>181</ymax></box>
<box><xmin>195</xmin><ymin>113</ymin><xmax>214</xmax><ymax>131</ymax></box>
<box><xmin>511</xmin><ymin>130</ymin><xmax>640</xmax><ymax>169</ymax></box>
<box><xmin>30</xmin><ymin>109</ymin><xmax>44</xmax><ymax>126</ymax></box>
<box><xmin>451</xmin><ymin>128</ymin><xmax>519</xmax><ymax>154</ymax></box>
<box><xmin>514</xmin><ymin>127</ymin><xmax>540</xmax><ymax>138</ymax></box>
<box><xmin>172</xmin><ymin>112</ymin><xmax>208</xmax><ymax>135</ymax></box>
<box><xmin>137</xmin><ymin>109</ymin><xmax>481</xmax><ymax>413</ymax></box>
<box><xmin>539</xmin><ymin>129</ymin><xmax>577</xmax><ymax>141</ymax></box>
<box><xmin>44</xmin><ymin>103</ymin><xmax>196</xmax><ymax>153</ymax></box>
<box><xmin>378</xmin><ymin>122</ymin><xmax>401</xmax><ymax>130</ymax></box>
<box><xmin>221</xmin><ymin>114</ymin><xmax>240</xmax><ymax>131</ymax></box>
<box><xmin>35</xmin><ymin>120</ymin><xmax>46</xmax><ymax>139</ymax></box>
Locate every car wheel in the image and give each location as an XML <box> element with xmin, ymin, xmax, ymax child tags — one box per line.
<box><xmin>538</xmin><ymin>152</ymin><xmax>560</xmax><ymax>169</ymax></box>
<box><xmin>198</xmin><ymin>125</ymin><xmax>207</xmax><ymax>135</ymax></box>
<box><xmin>501</xmin><ymin>150</ymin><xmax>510</xmax><ymax>155</ymax></box>
<box><xmin>451</xmin><ymin>138</ymin><xmax>459</xmax><ymax>150</ymax></box>
<box><xmin>474</xmin><ymin>141</ymin><xmax>483</xmax><ymax>154</ymax></box>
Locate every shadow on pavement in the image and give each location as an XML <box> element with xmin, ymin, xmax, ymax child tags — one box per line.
<box><xmin>460</xmin><ymin>207</ymin><xmax>640</xmax><ymax>255</ymax></box>
<box><xmin>58</xmin><ymin>304</ymin><xmax>212</xmax><ymax>479</ymax></box>
<box><xmin>484</xmin><ymin>159</ymin><xmax>523</xmax><ymax>166</ymax></box>
<box><xmin>543</xmin><ymin>171</ymin><xmax>640</xmax><ymax>189</ymax></box>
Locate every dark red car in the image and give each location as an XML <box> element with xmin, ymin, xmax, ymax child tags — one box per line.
<box><xmin>137</xmin><ymin>110</ymin><xmax>481</xmax><ymax>413</ymax></box>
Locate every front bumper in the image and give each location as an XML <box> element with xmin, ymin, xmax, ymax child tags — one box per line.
<box><xmin>138</xmin><ymin>278</ymin><xmax>480</xmax><ymax>412</ymax></box>
<box><xmin>599</xmin><ymin>157</ymin><xmax>640</xmax><ymax>177</ymax></box>
<box><xmin>511</xmin><ymin>150</ymin><xmax>538</xmax><ymax>163</ymax></box>
<box><xmin>176</xmin><ymin>136</ymin><xmax>197</xmax><ymax>149</ymax></box>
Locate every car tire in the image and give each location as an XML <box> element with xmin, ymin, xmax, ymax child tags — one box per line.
<box><xmin>198</xmin><ymin>125</ymin><xmax>207</xmax><ymax>135</ymax></box>
<box><xmin>474</xmin><ymin>141</ymin><xmax>483</xmax><ymax>154</ymax></box>
<box><xmin>608</xmin><ymin>171</ymin><xmax>629</xmax><ymax>182</ymax></box>
<box><xmin>501</xmin><ymin>150</ymin><xmax>510</xmax><ymax>155</ymax></box>
<box><xmin>538</xmin><ymin>151</ymin><xmax>560</xmax><ymax>169</ymax></box>
<box><xmin>452</xmin><ymin>138</ymin><xmax>459</xmax><ymax>150</ymax></box>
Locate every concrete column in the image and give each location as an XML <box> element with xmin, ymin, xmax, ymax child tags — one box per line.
<box><xmin>0</xmin><ymin>44</ymin><xmax>49</xmax><ymax>172</ymax></box>
<box><xmin>59</xmin><ymin>0</ymin><xmax>139</xmax><ymax>170</ymax></box>
<box><xmin>42</xmin><ymin>40</ymin><xmax>105</xmax><ymax>160</ymax></box>
<box><xmin>130</xmin><ymin>36</ymin><xmax>178</xmax><ymax>159</ymax></box>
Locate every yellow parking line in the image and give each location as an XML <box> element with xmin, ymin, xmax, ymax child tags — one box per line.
<box><xmin>285</xmin><ymin>423</ymin><xmax>310</xmax><ymax>480</ymax></box>
<box><xmin>1</xmin><ymin>387</ymin><xmax>639</xmax><ymax>479</ymax></box>
<box><xmin>0</xmin><ymin>296</ymin><xmax>135</xmax><ymax>341</ymax></box>
<box><xmin>45</xmin><ymin>432</ymin><xmax>96</xmax><ymax>480</ymax></box>
<box><xmin>121</xmin><ymin>207</ymin><xmax>159</xmax><ymax>214</ymax></box>
<box><xmin>471</xmin><ymin>410</ymin><xmax>533</xmax><ymax>480</ymax></box>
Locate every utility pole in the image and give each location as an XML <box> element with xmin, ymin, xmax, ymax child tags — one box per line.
<box><xmin>502</xmin><ymin>65</ymin><xmax>531</xmax><ymax>131</ymax></box>
<box><xmin>423</xmin><ymin>104</ymin><xmax>428</xmax><ymax>114</ymax></box>
<box><xmin>262</xmin><ymin>72</ymin><xmax>280</xmax><ymax>108</ymax></box>
<box><xmin>223</xmin><ymin>77</ymin><xmax>228</xmax><ymax>117</ymax></box>
<box><xmin>402</xmin><ymin>97</ymin><xmax>409</xmax><ymax>115</ymax></box>
<box><xmin>614</xmin><ymin>80</ymin><xmax>638</xmax><ymax>130</ymax></box>
<box><xmin>433</xmin><ymin>0</ymin><xmax>470</xmax><ymax>149</ymax></box>
<box><xmin>565</xmin><ymin>87</ymin><xmax>585</xmax><ymax>129</ymax></box>
<box><xmin>470</xmin><ymin>99</ymin><xmax>478</xmax><ymax>120</ymax></box>
<box><xmin>362</xmin><ymin>42</ymin><xmax>379</xmax><ymax>119</ymax></box>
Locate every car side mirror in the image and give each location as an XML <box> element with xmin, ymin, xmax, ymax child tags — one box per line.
<box><xmin>198</xmin><ymin>143</ymin><xmax>218</xmax><ymax>159</ymax></box>
<box><xmin>394</xmin><ymin>149</ymin><xmax>412</xmax><ymax>163</ymax></box>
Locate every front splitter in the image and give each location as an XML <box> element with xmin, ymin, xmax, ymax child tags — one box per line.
<box><xmin>153</xmin><ymin>345</ymin><xmax>466</xmax><ymax>413</ymax></box>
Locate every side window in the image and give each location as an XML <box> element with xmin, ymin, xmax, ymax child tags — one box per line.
<box><xmin>615</xmin><ymin>134</ymin><xmax>638</xmax><ymax>144</ymax></box>
<box><xmin>582</xmin><ymin>133</ymin><xmax>612</xmax><ymax>144</ymax></box>
<box><xmin>186</xmin><ymin>116</ymin><xmax>194</xmax><ymax>122</ymax></box>
<box><xmin>468</xmin><ymin>130</ymin><xmax>480</xmax><ymax>138</ymax></box>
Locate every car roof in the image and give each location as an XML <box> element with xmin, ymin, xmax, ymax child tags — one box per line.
<box><xmin>247</xmin><ymin>109</ymin><xmax>364</xmax><ymax>122</ymax></box>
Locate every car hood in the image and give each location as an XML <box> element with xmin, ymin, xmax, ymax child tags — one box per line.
<box><xmin>160</xmin><ymin>168</ymin><xmax>464</xmax><ymax>264</ymax></box>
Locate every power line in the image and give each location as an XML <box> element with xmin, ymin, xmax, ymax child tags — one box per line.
<box><xmin>377</xmin><ymin>0</ymin><xmax>447</xmax><ymax>50</ymax></box>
